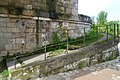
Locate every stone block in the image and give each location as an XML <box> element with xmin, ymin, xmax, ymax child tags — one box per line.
<box><xmin>12</xmin><ymin>28</ymin><xmax>20</xmax><ymax>32</ymax></box>
<box><xmin>0</xmin><ymin>57</ymin><xmax>3</xmax><ymax>62</ymax></box>
<box><xmin>0</xmin><ymin>33</ymin><xmax>3</xmax><ymax>37</ymax></box>
<box><xmin>0</xmin><ymin>51</ymin><xmax>7</xmax><ymax>57</ymax></box>
<box><xmin>12</xmin><ymin>44</ymin><xmax>19</xmax><ymax>50</ymax></box>
<box><xmin>41</xmin><ymin>29</ymin><xmax>46</xmax><ymax>32</ymax></box>
<box><xmin>31</xmin><ymin>21</ymin><xmax>36</xmax><ymax>24</ymax></box>
<box><xmin>9</xmin><ymin>51</ymin><xmax>16</xmax><ymax>56</ymax></box>
<box><xmin>26</xmin><ymin>43</ymin><xmax>35</xmax><ymax>49</ymax></box>
<box><xmin>26</xmin><ymin>44</ymin><xmax>31</xmax><ymax>49</ymax></box>
<box><xmin>0</xmin><ymin>22</ymin><xmax>6</xmax><ymax>27</ymax></box>
<box><xmin>25</xmin><ymin>5</ymin><xmax>33</xmax><ymax>9</ymax></box>
<box><xmin>5</xmin><ymin>44</ymin><xmax>12</xmax><ymax>50</ymax></box>
<box><xmin>23</xmin><ymin>10</ymin><xmax>34</xmax><ymax>16</ymax></box>
<box><xmin>3</xmin><ymin>33</ymin><xmax>12</xmax><ymax>38</ymax></box>
<box><xmin>8</xmin><ymin>38</ymin><xmax>15</xmax><ymax>44</ymax></box>
<box><xmin>7</xmin><ymin>23</ymin><xmax>16</xmax><ymax>27</ymax></box>
<box><xmin>0</xmin><ymin>18</ymin><xmax>6</xmax><ymax>22</ymax></box>
<box><xmin>0</xmin><ymin>1</ymin><xmax>8</xmax><ymax>6</ymax></box>
<box><xmin>16</xmin><ymin>38</ymin><xmax>25</xmax><ymax>44</ymax></box>
<box><xmin>28</xmin><ymin>24</ymin><xmax>35</xmax><ymax>28</ymax></box>
<box><xmin>2</xmin><ymin>28</ymin><xmax>11</xmax><ymax>32</ymax></box>
<box><xmin>26</xmin><ymin>28</ymin><xmax>33</xmax><ymax>32</ymax></box>
<box><xmin>15</xmin><ymin>33</ymin><xmax>25</xmax><ymax>38</ymax></box>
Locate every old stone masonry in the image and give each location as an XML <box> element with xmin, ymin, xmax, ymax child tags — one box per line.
<box><xmin>38</xmin><ymin>57</ymin><xmax>120</xmax><ymax>80</ymax></box>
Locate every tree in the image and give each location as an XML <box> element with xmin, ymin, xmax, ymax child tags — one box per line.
<box><xmin>97</xmin><ymin>11</ymin><xmax>108</xmax><ymax>25</ymax></box>
<box><xmin>91</xmin><ymin>16</ymin><xmax>96</xmax><ymax>29</ymax></box>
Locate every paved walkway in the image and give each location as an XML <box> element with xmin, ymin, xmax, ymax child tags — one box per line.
<box><xmin>74</xmin><ymin>68</ymin><xmax>120</xmax><ymax>80</ymax></box>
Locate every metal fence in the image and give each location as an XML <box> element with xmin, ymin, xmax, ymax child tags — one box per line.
<box><xmin>32</xmin><ymin>20</ymin><xmax>99</xmax><ymax>60</ymax></box>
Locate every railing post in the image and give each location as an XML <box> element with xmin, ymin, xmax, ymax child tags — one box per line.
<box><xmin>36</xmin><ymin>19</ymin><xmax>39</xmax><ymax>47</ymax></box>
<box><xmin>84</xmin><ymin>28</ymin><xmax>86</xmax><ymax>45</ymax></box>
<box><xmin>96</xmin><ymin>25</ymin><xmax>98</xmax><ymax>39</ymax></box>
<box><xmin>106</xmin><ymin>25</ymin><xmax>108</xmax><ymax>41</ymax></box>
<box><xmin>44</xmin><ymin>21</ymin><xmax>47</xmax><ymax>60</ymax></box>
<box><xmin>66</xmin><ymin>29</ymin><xmax>68</xmax><ymax>54</ymax></box>
<box><xmin>117</xmin><ymin>23</ymin><xmax>119</xmax><ymax>43</ymax></box>
<box><xmin>114</xmin><ymin>24</ymin><xmax>116</xmax><ymax>44</ymax></box>
<box><xmin>44</xmin><ymin>33</ymin><xmax>47</xmax><ymax>60</ymax></box>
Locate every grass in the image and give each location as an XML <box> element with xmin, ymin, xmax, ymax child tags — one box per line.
<box><xmin>47</xmin><ymin>49</ymin><xmax>65</xmax><ymax>57</ymax></box>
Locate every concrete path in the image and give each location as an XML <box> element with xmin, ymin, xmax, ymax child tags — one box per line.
<box><xmin>96</xmin><ymin>33</ymin><xmax>110</xmax><ymax>43</ymax></box>
<box><xmin>92</xmin><ymin>33</ymin><xmax>111</xmax><ymax>45</ymax></box>
<box><xmin>7</xmin><ymin>52</ymin><xmax>50</xmax><ymax>70</ymax></box>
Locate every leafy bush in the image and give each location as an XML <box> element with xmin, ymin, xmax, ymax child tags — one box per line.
<box><xmin>0</xmin><ymin>69</ymin><xmax>9</xmax><ymax>77</ymax></box>
<box><xmin>52</xmin><ymin>32</ymin><xmax>61</xmax><ymax>44</ymax></box>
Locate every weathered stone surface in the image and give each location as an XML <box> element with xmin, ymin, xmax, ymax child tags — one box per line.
<box><xmin>0</xmin><ymin>22</ymin><xmax>6</xmax><ymax>27</ymax></box>
<box><xmin>9</xmin><ymin>41</ymin><xmax>117</xmax><ymax>79</ymax></box>
<box><xmin>3</xmin><ymin>33</ymin><xmax>12</xmax><ymax>37</ymax></box>
<box><xmin>12</xmin><ymin>28</ymin><xmax>20</xmax><ymax>32</ymax></box>
<box><xmin>0</xmin><ymin>51</ymin><xmax>7</xmax><ymax>56</ymax></box>
<box><xmin>0</xmin><ymin>33</ymin><xmax>3</xmax><ymax>37</ymax></box>
<box><xmin>5</xmin><ymin>44</ymin><xmax>12</xmax><ymax>50</ymax></box>
<box><xmin>26</xmin><ymin>28</ymin><xmax>33</xmax><ymax>32</ymax></box>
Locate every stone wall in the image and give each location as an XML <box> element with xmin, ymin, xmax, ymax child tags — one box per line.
<box><xmin>0</xmin><ymin>17</ymin><xmax>91</xmax><ymax>59</ymax></box>
<box><xmin>9</xmin><ymin>40</ymin><xmax>118</xmax><ymax>80</ymax></box>
<box><xmin>0</xmin><ymin>17</ymin><xmax>36</xmax><ymax>58</ymax></box>
<box><xmin>0</xmin><ymin>0</ymin><xmax>75</xmax><ymax>19</ymax></box>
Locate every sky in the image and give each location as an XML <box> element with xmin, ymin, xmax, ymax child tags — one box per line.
<box><xmin>78</xmin><ymin>0</ymin><xmax>120</xmax><ymax>21</ymax></box>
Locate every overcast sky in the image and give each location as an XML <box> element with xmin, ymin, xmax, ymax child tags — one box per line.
<box><xmin>78</xmin><ymin>0</ymin><xmax>120</xmax><ymax>21</ymax></box>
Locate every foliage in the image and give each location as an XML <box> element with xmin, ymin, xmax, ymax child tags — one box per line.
<box><xmin>78</xmin><ymin>61</ymin><xmax>86</xmax><ymax>69</ymax></box>
<box><xmin>97</xmin><ymin>11</ymin><xmax>108</xmax><ymax>25</ymax></box>
<box><xmin>86</xmin><ymin>29</ymin><xmax>97</xmax><ymax>38</ymax></box>
<box><xmin>106</xmin><ymin>55</ymin><xmax>114</xmax><ymax>61</ymax></box>
<box><xmin>0</xmin><ymin>70</ymin><xmax>9</xmax><ymax>77</ymax></box>
<box><xmin>91</xmin><ymin>16</ymin><xmax>96</xmax><ymax>29</ymax></box>
<box><xmin>52</xmin><ymin>32</ymin><xmax>61</xmax><ymax>44</ymax></box>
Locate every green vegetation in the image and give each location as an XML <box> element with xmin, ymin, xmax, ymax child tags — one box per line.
<box><xmin>0</xmin><ymin>69</ymin><xmax>9</xmax><ymax>77</ymax></box>
<box><xmin>68</xmin><ymin>29</ymin><xmax>103</xmax><ymax>46</ymax></box>
<box><xmin>95</xmin><ymin>11</ymin><xmax>119</xmax><ymax>37</ymax></box>
<box><xmin>97</xmin><ymin>11</ymin><xmax>108</xmax><ymax>26</ymax></box>
<box><xmin>52</xmin><ymin>32</ymin><xmax>61</xmax><ymax>44</ymax></box>
<box><xmin>78</xmin><ymin>61</ymin><xmax>86</xmax><ymax>69</ymax></box>
<box><xmin>105</xmin><ymin>51</ymin><xmax>119</xmax><ymax>61</ymax></box>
